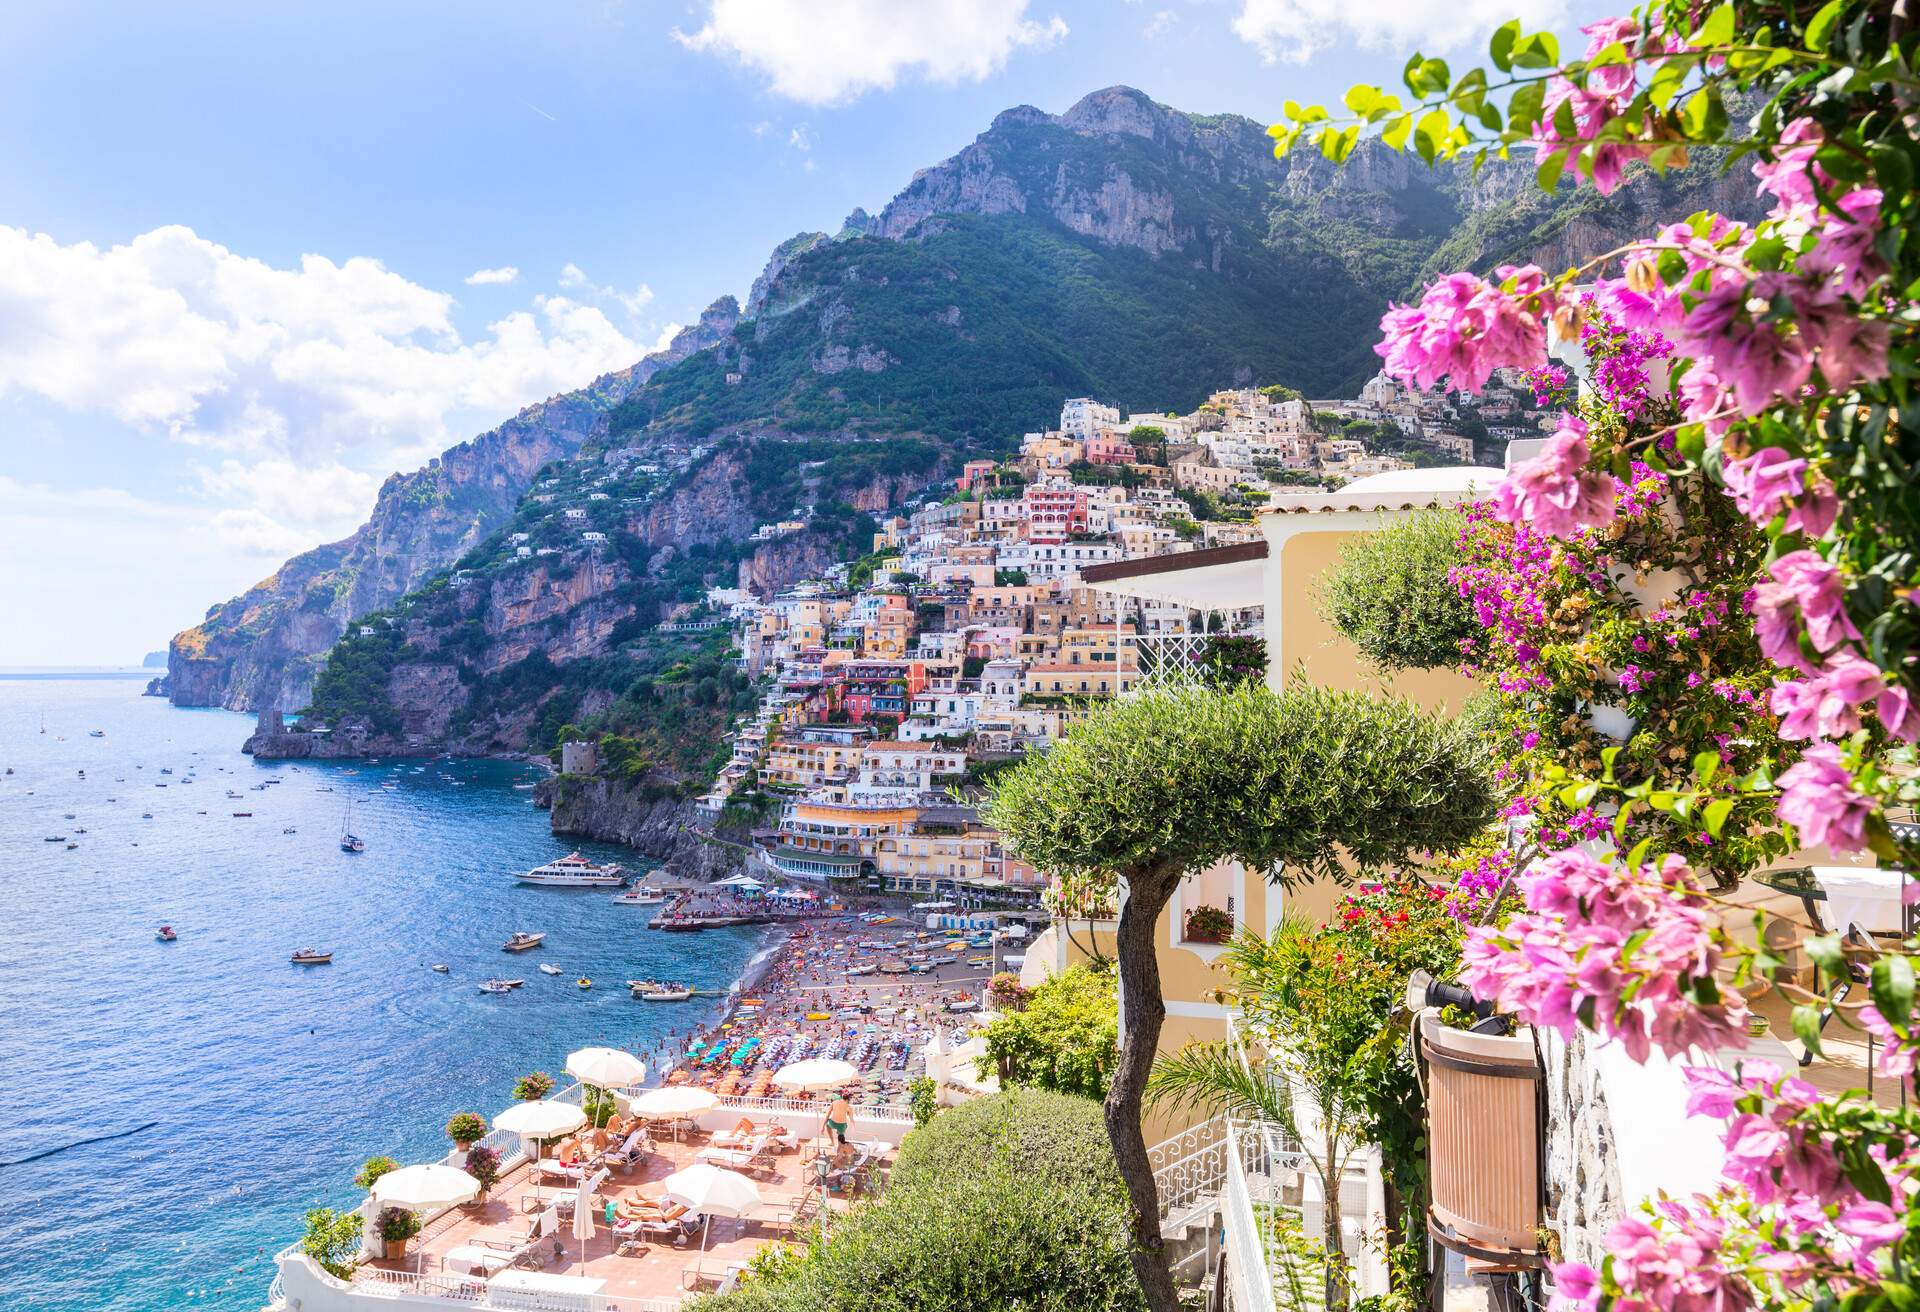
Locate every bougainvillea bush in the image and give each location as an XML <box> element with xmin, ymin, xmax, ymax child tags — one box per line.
<box><xmin>1276</xmin><ymin>4</ymin><xmax>1920</xmax><ymax>1311</ymax></box>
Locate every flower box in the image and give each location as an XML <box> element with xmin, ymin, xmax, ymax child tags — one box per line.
<box><xmin>1182</xmin><ymin>905</ymin><xmax>1233</xmax><ymax>944</ymax></box>
<box><xmin>1420</xmin><ymin>1010</ymin><xmax>1542</xmax><ymax>1267</ymax></box>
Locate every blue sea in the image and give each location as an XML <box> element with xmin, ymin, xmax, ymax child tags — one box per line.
<box><xmin>0</xmin><ymin>673</ymin><xmax>768</xmax><ymax>1312</ymax></box>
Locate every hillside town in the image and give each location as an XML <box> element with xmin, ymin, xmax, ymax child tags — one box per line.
<box><xmin>668</xmin><ymin>372</ymin><xmax>1550</xmax><ymax>906</ymax></box>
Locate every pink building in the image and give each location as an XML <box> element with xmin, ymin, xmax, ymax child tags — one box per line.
<box><xmin>1023</xmin><ymin>482</ymin><xmax>1088</xmax><ymax>545</ymax></box>
<box><xmin>1083</xmin><ymin>433</ymin><xmax>1137</xmax><ymax>466</ymax></box>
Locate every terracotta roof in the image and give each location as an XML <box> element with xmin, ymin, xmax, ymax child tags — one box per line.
<box><xmin>1079</xmin><ymin>540</ymin><xmax>1267</xmax><ymax>584</ymax></box>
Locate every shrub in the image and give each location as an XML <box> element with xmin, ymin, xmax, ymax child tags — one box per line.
<box><xmin>513</xmin><ymin>1071</ymin><xmax>555</xmax><ymax>1102</ymax></box>
<box><xmin>978</xmin><ymin>963</ymin><xmax>1118</xmax><ymax>1100</ymax></box>
<box><xmin>376</xmin><ymin>1206</ymin><xmax>421</xmax><ymax>1243</ymax></box>
<box><xmin>300</xmin><ymin>1207</ymin><xmax>363</xmax><ymax>1279</ymax></box>
<box><xmin>698</xmin><ymin>1089</ymin><xmax>1145</xmax><ymax>1312</ymax></box>
<box><xmin>464</xmin><ymin>1145</ymin><xmax>502</xmax><ymax>1196</ymax></box>
<box><xmin>445</xmin><ymin>1112</ymin><xmax>487</xmax><ymax>1146</ymax></box>
<box><xmin>1183</xmin><ymin>903</ymin><xmax>1234</xmax><ymax>943</ymax></box>
<box><xmin>353</xmin><ymin>1155</ymin><xmax>399</xmax><ymax>1190</ymax></box>
<box><xmin>1319</xmin><ymin>509</ymin><xmax>1477</xmax><ymax>671</ymax></box>
<box><xmin>907</xmin><ymin>1076</ymin><xmax>938</xmax><ymax>1127</ymax></box>
<box><xmin>984</xmin><ymin>972</ymin><xmax>1030</xmax><ymax>1012</ymax></box>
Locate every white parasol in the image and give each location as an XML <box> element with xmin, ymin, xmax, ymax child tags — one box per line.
<box><xmin>493</xmin><ymin>1099</ymin><xmax>587</xmax><ymax>1139</ymax></box>
<box><xmin>661</xmin><ymin>1162</ymin><xmax>762</xmax><ymax>1267</ymax></box>
<box><xmin>771</xmin><ymin>1058</ymin><xmax>857</xmax><ymax>1092</ymax></box>
<box><xmin>371</xmin><ymin>1163</ymin><xmax>479</xmax><ymax>1210</ymax></box>
<box><xmin>565</xmin><ymin>1046</ymin><xmax>647</xmax><ymax>1090</ymax></box>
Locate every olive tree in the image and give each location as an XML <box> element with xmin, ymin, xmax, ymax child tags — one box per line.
<box><xmin>1319</xmin><ymin>508</ymin><xmax>1478</xmax><ymax>672</ymax></box>
<box><xmin>984</xmin><ymin>681</ymin><xmax>1495</xmax><ymax>1311</ymax></box>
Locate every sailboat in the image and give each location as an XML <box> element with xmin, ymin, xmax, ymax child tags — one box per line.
<box><xmin>339</xmin><ymin>799</ymin><xmax>365</xmax><ymax>853</ymax></box>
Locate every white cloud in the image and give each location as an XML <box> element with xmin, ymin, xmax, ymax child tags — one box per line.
<box><xmin>674</xmin><ymin>0</ymin><xmax>1068</xmax><ymax>106</ymax></box>
<box><xmin>554</xmin><ymin>262</ymin><xmax>655</xmax><ymax>318</ymax></box>
<box><xmin>1232</xmin><ymin>0</ymin><xmax>1558</xmax><ymax>63</ymax></box>
<box><xmin>1144</xmin><ymin>9</ymin><xmax>1177</xmax><ymax>38</ymax></box>
<box><xmin>788</xmin><ymin>125</ymin><xmax>812</xmax><ymax>152</ymax></box>
<box><xmin>465</xmin><ymin>265</ymin><xmax>520</xmax><ymax>285</ymax></box>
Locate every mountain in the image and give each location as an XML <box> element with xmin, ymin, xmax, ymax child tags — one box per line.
<box><xmin>165</xmin><ymin>301</ymin><xmax>742</xmax><ymax>712</ymax></box>
<box><xmin>180</xmin><ymin>84</ymin><xmax>1758</xmax><ymax>722</ymax></box>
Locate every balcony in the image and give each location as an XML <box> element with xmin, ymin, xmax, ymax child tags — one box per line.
<box><xmin>1125</xmin><ymin>631</ymin><xmax>1268</xmax><ymax>689</ymax></box>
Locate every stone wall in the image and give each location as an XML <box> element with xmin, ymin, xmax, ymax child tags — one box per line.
<box><xmin>1538</xmin><ymin>1026</ymin><xmax>1626</xmax><ymax>1268</ymax></box>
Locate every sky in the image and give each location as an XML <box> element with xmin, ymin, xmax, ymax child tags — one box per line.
<box><xmin>0</xmin><ymin>0</ymin><xmax>1597</xmax><ymax>665</ymax></box>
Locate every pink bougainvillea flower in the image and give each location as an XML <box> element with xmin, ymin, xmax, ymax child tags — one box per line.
<box><xmin>1752</xmin><ymin>117</ymin><xmax>1826</xmax><ymax>217</ymax></box>
<box><xmin>1750</xmin><ymin>551</ymin><xmax>1859</xmax><ymax>673</ymax></box>
<box><xmin>1776</xmin><ymin>743</ymin><xmax>1873</xmax><ymax>852</ymax></box>
<box><xmin>1769</xmin><ymin>657</ymin><xmax>1884</xmax><ymax>741</ymax></box>
<box><xmin>1374</xmin><ymin>265</ymin><xmax>1559</xmax><ymax>393</ymax></box>
<box><xmin>1488</xmin><ymin>418</ymin><xmax>1617</xmax><ymax>537</ymax></box>
<box><xmin>1877</xmin><ymin>683</ymin><xmax>1919</xmax><ymax>742</ymax></box>
<box><xmin>1722</xmin><ymin>447</ymin><xmax>1808</xmax><ymax>527</ymax></box>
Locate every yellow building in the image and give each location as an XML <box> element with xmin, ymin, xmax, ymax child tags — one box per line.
<box><xmin>759</xmin><ymin>738</ymin><xmax>863</xmax><ymax>789</ymax></box>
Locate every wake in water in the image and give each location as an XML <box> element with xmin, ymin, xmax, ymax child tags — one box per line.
<box><xmin>0</xmin><ymin>1119</ymin><xmax>160</xmax><ymax>1169</ymax></box>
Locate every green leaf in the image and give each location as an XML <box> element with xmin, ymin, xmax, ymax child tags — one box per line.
<box><xmin>1803</xmin><ymin>0</ymin><xmax>1845</xmax><ymax>51</ymax></box>
<box><xmin>1703</xmin><ymin>798</ymin><xmax>1734</xmax><ymax>837</ymax></box>
<box><xmin>1344</xmin><ymin>84</ymin><xmax>1381</xmax><ymax>117</ymax></box>
<box><xmin>1535</xmin><ymin>147</ymin><xmax>1567</xmax><ymax>191</ymax></box>
<box><xmin>1510</xmin><ymin>31</ymin><xmax>1559</xmax><ymax>70</ymax></box>
<box><xmin>1791</xmin><ymin>1002</ymin><xmax>1825</xmax><ymax>1058</ymax></box>
<box><xmin>1693</xmin><ymin>751</ymin><xmax>1721</xmax><ymax>785</ymax></box>
<box><xmin>1490</xmin><ymin>19</ymin><xmax>1519</xmax><ymax>73</ymax></box>
<box><xmin>1689</xmin><ymin>2</ymin><xmax>1735</xmax><ymax>48</ymax></box>
<box><xmin>1414</xmin><ymin>109</ymin><xmax>1450</xmax><ymax>165</ymax></box>
<box><xmin>1450</xmin><ymin>68</ymin><xmax>1488</xmax><ymax>116</ymax></box>
<box><xmin>1870</xmin><ymin>956</ymin><xmax>1915</xmax><ymax>1038</ymax></box>
<box><xmin>1804</xmin><ymin>933</ymin><xmax>1846</xmax><ymax>977</ymax></box>
<box><xmin>1380</xmin><ymin>113</ymin><xmax>1413</xmax><ymax>152</ymax></box>
<box><xmin>1506</xmin><ymin>81</ymin><xmax>1545</xmax><ymax>134</ymax></box>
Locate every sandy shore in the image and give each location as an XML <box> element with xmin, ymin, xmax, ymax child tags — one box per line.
<box><xmin>661</xmin><ymin>912</ymin><xmax>1001</xmax><ymax>1109</ymax></box>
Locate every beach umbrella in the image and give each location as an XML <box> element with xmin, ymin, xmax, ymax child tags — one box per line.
<box><xmin>493</xmin><ymin>1099</ymin><xmax>587</xmax><ymax>1139</ymax></box>
<box><xmin>566</xmin><ymin>1046</ymin><xmax>647</xmax><ymax>1090</ymax></box>
<box><xmin>661</xmin><ymin>1162</ymin><xmax>762</xmax><ymax>1265</ymax></box>
<box><xmin>371</xmin><ymin>1164</ymin><xmax>479</xmax><ymax>1273</ymax></box>
<box><xmin>372</xmin><ymin>1163</ymin><xmax>479</xmax><ymax>1209</ymax></box>
<box><xmin>772</xmin><ymin>1058</ymin><xmax>857</xmax><ymax>1092</ymax></box>
<box><xmin>622</xmin><ymin>1086</ymin><xmax>719</xmax><ymax>1116</ymax></box>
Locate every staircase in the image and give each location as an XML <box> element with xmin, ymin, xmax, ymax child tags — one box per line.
<box><xmin>1151</xmin><ymin>1114</ymin><xmax>1232</xmax><ymax>1238</ymax></box>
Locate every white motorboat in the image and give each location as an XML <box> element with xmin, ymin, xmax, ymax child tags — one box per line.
<box><xmin>478</xmin><ymin>979</ymin><xmax>514</xmax><ymax>994</ymax></box>
<box><xmin>613</xmin><ymin>884</ymin><xmax>666</xmax><ymax>905</ymax></box>
<box><xmin>538</xmin><ymin>963</ymin><xmax>563</xmax><ymax>975</ymax></box>
<box><xmin>431</xmin><ymin>963</ymin><xmax>450</xmax><ymax>973</ymax></box>
<box><xmin>291</xmin><ymin>949</ymin><xmax>333</xmax><ymax>965</ymax></box>
<box><xmin>634</xmin><ymin>984</ymin><xmax>692</xmax><ymax>1001</ymax></box>
<box><xmin>518</xmin><ymin>852</ymin><xmax>625</xmax><ymax>887</ymax></box>
<box><xmin>501</xmin><ymin>931</ymin><xmax>546</xmax><ymax>952</ymax></box>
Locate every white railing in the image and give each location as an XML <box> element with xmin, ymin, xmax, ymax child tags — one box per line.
<box><xmin>1124</xmin><ymin>631</ymin><xmax>1267</xmax><ymax>689</ymax></box>
<box><xmin>1222</xmin><ymin>1118</ymin><xmax>1322</xmax><ymax>1312</ymax></box>
<box><xmin>1150</xmin><ymin>1113</ymin><xmax>1231</xmax><ymax>1233</ymax></box>
<box><xmin>716</xmin><ymin>1092</ymin><xmax>914</xmax><ymax>1124</ymax></box>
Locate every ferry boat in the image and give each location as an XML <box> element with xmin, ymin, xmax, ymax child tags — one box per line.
<box><xmin>518</xmin><ymin>852</ymin><xmax>625</xmax><ymax>887</ymax></box>
<box><xmin>501</xmin><ymin>931</ymin><xmax>547</xmax><ymax>952</ymax></box>
<box><xmin>613</xmin><ymin>884</ymin><xmax>667</xmax><ymax>906</ymax></box>
<box><xmin>290</xmin><ymin>949</ymin><xmax>333</xmax><ymax>965</ymax></box>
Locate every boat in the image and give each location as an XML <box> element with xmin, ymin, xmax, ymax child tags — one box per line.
<box><xmin>282</xmin><ymin>826</ymin><xmax>297</xmax><ymax>834</ymax></box>
<box><xmin>141</xmin><ymin>813</ymin><xmax>152</xmax><ymax>819</ymax></box>
<box><xmin>626</xmin><ymin>978</ymin><xmax>660</xmax><ymax>992</ymax></box>
<box><xmin>43</xmin><ymin>836</ymin><xmax>65</xmax><ymax>843</ymax></box>
<box><xmin>538</xmin><ymin>963</ymin><xmax>563</xmax><ymax>976</ymax></box>
<box><xmin>290</xmin><ymin>949</ymin><xmax>333</xmax><ymax>965</ymax></box>
<box><xmin>478</xmin><ymin>980</ymin><xmax>514</xmax><ymax>994</ymax></box>
<box><xmin>65</xmin><ymin>842</ymin><xmax>77</xmax><ymax>850</ymax></box>
<box><xmin>576</xmin><ymin>977</ymin><xmax>592</xmax><ymax>990</ymax></box>
<box><xmin>431</xmin><ymin>963</ymin><xmax>450</xmax><ymax>973</ymax></box>
<box><xmin>339</xmin><ymin>799</ymin><xmax>364</xmax><ymax>853</ymax></box>
<box><xmin>501</xmin><ymin>931</ymin><xmax>546</xmax><ymax>952</ymax></box>
<box><xmin>156</xmin><ymin>926</ymin><xmax>177</xmax><ymax>942</ymax></box>
<box><xmin>613</xmin><ymin>884</ymin><xmax>667</xmax><ymax>905</ymax></box>
<box><xmin>847</xmin><ymin>964</ymin><xmax>878</xmax><ymax>977</ymax></box>
<box><xmin>89</xmin><ymin>730</ymin><xmax>104</xmax><ymax>738</ymax></box>
<box><xmin>518</xmin><ymin>852</ymin><xmax>625</xmax><ymax>887</ymax></box>
<box><xmin>232</xmin><ymin>811</ymin><xmax>252</xmax><ymax>818</ymax></box>
<box><xmin>635</xmin><ymin>984</ymin><xmax>691</xmax><ymax>1001</ymax></box>
<box><xmin>878</xmin><ymin>959</ymin><xmax>911</xmax><ymax>974</ymax></box>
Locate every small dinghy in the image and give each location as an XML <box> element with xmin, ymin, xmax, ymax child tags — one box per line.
<box><xmin>290</xmin><ymin>949</ymin><xmax>333</xmax><ymax>965</ymax></box>
<box><xmin>539</xmin><ymin>963</ymin><xmax>563</xmax><ymax>976</ymax></box>
<box><xmin>431</xmin><ymin>963</ymin><xmax>450</xmax><ymax>973</ymax></box>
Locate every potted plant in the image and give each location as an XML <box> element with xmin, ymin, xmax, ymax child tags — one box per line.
<box><xmin>376</xmin><ymin>1206</ymin><xmax>421</xmax><ymax>1263</ymax></box>
<box><xmin>1183</xmin><ymin>903</ymin><xmax>1234</xmax><ymax>944</ymax></box>
<box><xmin>445</xmin><ymin>1111</ymin><xmax>487</xmax><ymax>1151</ymax></box>
<box><xmin>513</xmin><ymin>1071</ymin><xmax>555</xmax><ymax>1102</ymax></box>
<box><xmin>353</xmin><ymin>1155</ymin><xmax>399</xmax><ymax>1190</ymax></box>
<box><xmin>464</xmin><ymin>1145</ymin><xmax>501</xmax><ymax>1201</ymax></box>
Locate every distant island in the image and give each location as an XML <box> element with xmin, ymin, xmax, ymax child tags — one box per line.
<box><xmin>142</xmin><ymin>651</ymin><xmax>166</xmax><ymax>668</ymax></box>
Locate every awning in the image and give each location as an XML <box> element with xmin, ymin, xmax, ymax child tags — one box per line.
<box><xmin>1080</xmin><ymin>541</ymin><xmax>1267</xmax><ymax>612</ymax></box>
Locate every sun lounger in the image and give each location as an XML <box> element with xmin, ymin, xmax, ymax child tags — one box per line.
<box><xmin>601</xmin><ymin>1127</ymin><xmax>653</xmax><ymax>1170</ymax></box>
<box><xmin>470</xmin><ymin>1206</ymin><xmax>557</xmax><ymax>1269</ymax></box>
<box><xmin>443</xmin><ymin>1245</ymin><xmax>515</xmax><ymax>1276</ymax></box>
<box><xmin>695</xmin><ymin>1133</ymin><xmax>778</xmax><ymax>1177</ymax></box>
<box><xmin>533</xmin><ymin>1156</ymin><xmax>593</xmax><ymax>1183</ymax></box>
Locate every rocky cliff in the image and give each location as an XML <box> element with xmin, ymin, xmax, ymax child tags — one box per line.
<box><xmin>169</xmin><ymin>300</ymin><xmax>741</xmax><ymax>713</ymax></box>
<box><xmin>534</xmin><ymin>776</ymin><xmax>741</xmax><ymax>880</ymax></box>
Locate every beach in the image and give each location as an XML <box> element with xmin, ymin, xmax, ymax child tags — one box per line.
<box><xmin>664</xmin><ymin>909</ymin><xmax>1004</xmax><ymax>1109</ymax></box>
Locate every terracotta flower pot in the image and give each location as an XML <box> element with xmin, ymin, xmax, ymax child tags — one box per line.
<box><xmin>1421</xmin><ymin>1010</ymin><xmax>1542</xmax><ymax>1266</ymax></box>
